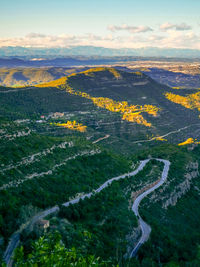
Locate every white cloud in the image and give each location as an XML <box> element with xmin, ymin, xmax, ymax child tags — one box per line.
<box><xmin>160</xmin><ymin>22</ymin><xmax>192</xmax><ymax>31</ymax></box>
<box><xmin>0</xmin><ymin>30</ymin><xmax>200</xmax><ymax>50</ymax></box>
<box><xmin>0</xmin><ymin>33</ymin><xmax>117</xmax><ymax>48</ymax></box>
<box><xmin>108</xmin><ymin>24</ymin><xmax>153</xmax><ymax>33</ymax></box>
<box><xmin>159</xmin><ymin>31</ymin><xmax>200</xmax><ymax>49</ymax></box>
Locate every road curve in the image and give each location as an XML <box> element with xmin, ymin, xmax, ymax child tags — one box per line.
<box><xmin>130</xmin><ymin>159</ymin><xmax>170</xmax><ymax>257</ymax></box>
<box><xmin>3</xmin><ymin>158</ymin><xmax>170</xmax><ymax>265</ymax></box>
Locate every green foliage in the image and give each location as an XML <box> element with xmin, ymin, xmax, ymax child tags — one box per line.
<box><xmin>13</xmin><ymin>232</ymin><xmax>116</xmax><ymax>267</ymax></box>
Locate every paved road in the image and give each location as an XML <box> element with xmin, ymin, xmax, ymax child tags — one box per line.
<box><xmin>132</xmin><ymin>124</ymin><xmax>200</xmax><ymax>144</ymax></box>
<box><xmin>92</xmin><ymin>134</ymin><xmax>110</xmax><ymax>144</ymax></box>
<box><xmin>130</xmin><ymin>159</ymin><xmax>170</xmax><ymax>257</ymax></box>
<box><xmin>0</xmin><ymin>87</ymin><xmax>37</xmax><ymax>93</ymax></box>
<box><xmin>3</xmin><ymin>233</ymin><xmax>20</xmax><ymax>267</ymax></box>
<box><xmin>3</xmin><ymin>158</ymin><xmax>170</xmax><ymax>265</ymax></box>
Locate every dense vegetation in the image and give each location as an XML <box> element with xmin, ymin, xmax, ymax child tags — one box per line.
<box><xmin>4</xmin><ymin>144</ymin><xmax>200</xmax><ymax>266</ymax></box>
<box><xmin>10</xmin><ymin>233</ymin><xmax>116</xmax><ymax>266</ymax></box>
<box><xmin>0</xmin><ymin>111</ymin><xmax>131</xmax><ymax>264</ymax></box>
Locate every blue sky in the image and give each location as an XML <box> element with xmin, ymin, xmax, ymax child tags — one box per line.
<box><xmin>0</xmin><ymin>0</ymin><xmax>200</xmax><ymax>48</ymax></box>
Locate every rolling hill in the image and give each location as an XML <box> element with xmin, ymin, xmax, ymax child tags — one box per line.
<box><xmin>1</xmin><ymin>65</ymin><xmax>199</xmax><ymax>90</ymax></box>
<box><xmin>0</xmin><ymin>67</ymin><xmax>87</xmax><ymax>87</ymax></box>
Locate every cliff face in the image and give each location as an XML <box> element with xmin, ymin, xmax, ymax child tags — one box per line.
<box><xmin>164</xmin><ymin>162</ymin><xmax>199</xmax><ymax>208</ymax></box>
<box><xmin>149</xmin><ymin>161</ymin><xmax>199</xmax><ymax>208</ymax></box>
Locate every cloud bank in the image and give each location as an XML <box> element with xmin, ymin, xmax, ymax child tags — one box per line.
<box><xmin>0</xmin><ymin>22</ymin><xmax>199</xmax><ymax>49</ymax></box>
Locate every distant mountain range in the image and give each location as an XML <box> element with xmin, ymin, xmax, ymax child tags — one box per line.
<box><xmin>0</xmin><ymin>57</ymin><xmax>118</xmax><ymax>67</ymax></box>
<box><xmin>0</xmin><ymin>46</ymin><xmax>200</xmax><ymax>59</ymax></box>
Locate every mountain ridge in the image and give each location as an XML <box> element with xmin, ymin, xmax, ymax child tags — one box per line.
<box><xmin>1</xmin><ymin>46</ymin><xmax>200</xmax><ymax>58</ymax></box>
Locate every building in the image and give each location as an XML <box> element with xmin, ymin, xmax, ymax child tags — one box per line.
<box><xmin>35</xmin><ymin>220</ymin><xmax>50</xmax><ymax>231</ymax></box>
<box><xmin>52</xmin><ymin>112</ymin><xmax>64</xmax><ymax>118</ymax></box>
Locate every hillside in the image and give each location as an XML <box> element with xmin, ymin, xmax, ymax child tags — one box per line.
<box><xmin>37</xmin><ymin>68</ymin><xmax>200</xmax><ymax>149</ymax></box>
<box><xmin>1</xmin><ymin>67</ymin><xmax>200</xmax><ymax>153</ymax></box>
<box><xmin>1</xmin><ymin>67</ymin><xmax>200</xmax><ymax>266</ymax></box>
<box><xmin>0</xmin><ymin>67</ymin><xmax>88</xmax><ymax>87</ymax></box>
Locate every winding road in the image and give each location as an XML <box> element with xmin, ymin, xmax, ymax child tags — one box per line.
<box><xmin>130</xmin><ymin>159</ymin><xmax>170</xmax><ymax>257</ymax></box>
<box><xmin>3</xmin><ymin>158</ymin><xmax>170</xmax><ymax>266</ymax></box>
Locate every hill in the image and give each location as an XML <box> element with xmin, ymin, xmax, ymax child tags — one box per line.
<box><xmin>1</xmin><ymin>64</ymin><xmax>199</xmax><ymax>90</ymax></box>
<box><xmin>0</xmin><ymin>67</ymin><xmax>87</xmax><ymax>87</ymax></box>
<box><xmin>36</xmin><ymin>67</ymin><xmax>200</xmax><ymax>149</ymax></box>
<box><xmin>1</xmin><ymin>67</ymin><xmax>200</xmax><ymax>153</ymax></box>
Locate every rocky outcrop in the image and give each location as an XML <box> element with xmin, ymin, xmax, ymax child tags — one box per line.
<box><xmin>162</xmin><ymin>161</ymin><xmax>199</xmax><ymax>208</ymax></box>
<box><xmin>129</xmin><ymin>179</ymin><xmax>160</xmax><ymax>209</ymax></box>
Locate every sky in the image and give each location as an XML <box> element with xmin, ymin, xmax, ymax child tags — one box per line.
<box><xmin>0</xmin><ymin>0</ymin><xmax>200</xmax><ymax>49</ymax></box>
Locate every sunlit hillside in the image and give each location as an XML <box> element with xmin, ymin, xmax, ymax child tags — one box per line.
<box><xmin>165</xmin><ymin>91</ymin><xmax>200</xmax><ymax>111</ymax></box>
<box><xmin>37</xmin><ymin>67</ymin><xmax>160</xmax><ymax>127</ymax></box>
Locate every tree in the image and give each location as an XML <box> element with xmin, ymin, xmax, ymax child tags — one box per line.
<box><xmin>12</xmin><ymin>232</ymin><xmax>117</xmax><ymax>267</ymax></box>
